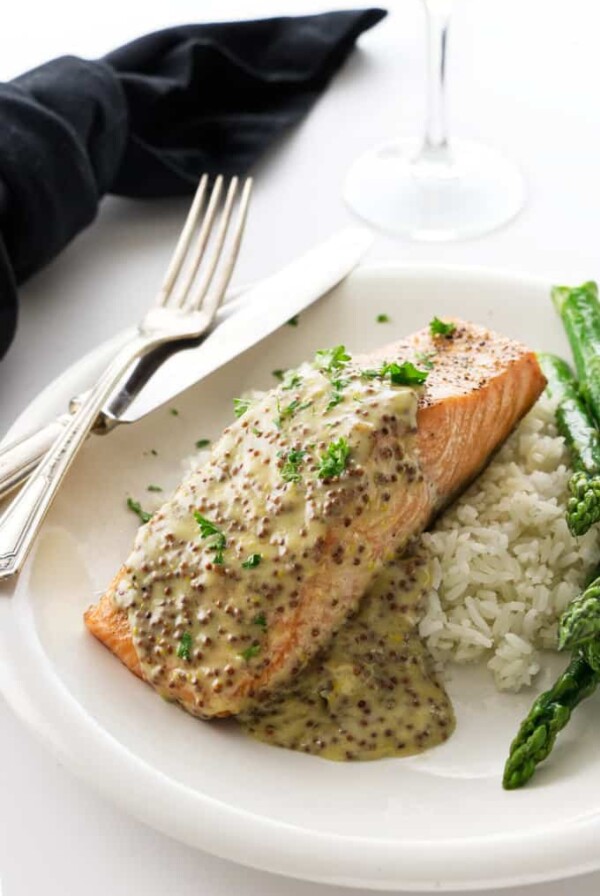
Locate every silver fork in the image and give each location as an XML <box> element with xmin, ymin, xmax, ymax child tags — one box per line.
<box><xmin>0</xmin><ymin>173</ymin><xmax>253</xmax><ymax>581</ymax></box>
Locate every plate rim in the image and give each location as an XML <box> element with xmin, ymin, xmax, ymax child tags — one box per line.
<box><xmin>2</xmin><ymin>262</ymin><xmax>599</xmax><ymax>892</ymax></box>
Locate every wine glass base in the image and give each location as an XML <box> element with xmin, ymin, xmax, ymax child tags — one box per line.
<box><xmin>343</xmin><ymin>139</ymin><xmax>525</xmax><ymax>241</ymax></box>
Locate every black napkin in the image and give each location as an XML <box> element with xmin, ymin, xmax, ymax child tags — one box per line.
<box><xmin>0</xmin><ymin>9</ymin><xmax>386</xmax><ymax>360</ymax></box>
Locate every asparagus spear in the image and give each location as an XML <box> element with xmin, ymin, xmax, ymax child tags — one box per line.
<box><xmin>537</xmin><ymin>353</ymin><xmax>600</xmax><ymax>535</ymax></box>
<box><xmin>503</xmin><ymin>650</ymin><xmax>600</xmax><ymax>789</ymax></box>
<box><xmin>558</xmin><ymin>576</ymin><xmax>600</xmax><ymax>650</ymax></box>
<box><xmin>551</xmin><ymin>281</ymin><xmax>600</xmax><ymax>424</ymax></box>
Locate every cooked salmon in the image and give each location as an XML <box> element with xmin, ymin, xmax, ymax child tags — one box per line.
<box><xmin>85</xmin><ymin>319</ymin><xmax>545</xmax><ymax>717</ymax></box>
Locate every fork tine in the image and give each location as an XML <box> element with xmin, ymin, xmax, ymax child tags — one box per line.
<box><xmin>182</xmin><ymin>176</ymin><xmax>240</xmax><ymax>312</ymax></box>
<box><xmin>196</xmin><ymin>177</ymin><xmax>253</xmax><ymax>321</ymax></box>
<box><xmin>171</xmin><ymin>175</ymin><xmax>224</xmax><ymax>309</ymax></box>
<box><xmin>156</xmin><ymin>174</ymin><xmax>208</xmax><ymax>307</ymax></box>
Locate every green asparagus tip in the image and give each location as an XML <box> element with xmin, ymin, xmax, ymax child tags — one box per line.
<box><xmin>566</xmin><ymin>471</ymin><xmax>600</xmax><ymax>536</ymax></box>
<box><xmin>502</xmin><ymin>655</ymin><xmax>600</xmax><ymax>790</ymax></box>
<box><xmin>551</xmin><ymin>281</ymin><xmax>599</xmax><ymax>314</ymax></box>
<box><xmin>559</xmin><ymin>577</ymin><xmax>600</xmax><ymax>650</ymax></box>
<box><xmin>503</xmin><ymin>725</ymin><xmax>549</xmax><ymax>789</ymax></box>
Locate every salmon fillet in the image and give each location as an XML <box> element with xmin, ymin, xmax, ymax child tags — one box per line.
<box><xmin>85</xmin><ymin>320</ymin><xmax>545</xmax><ymax>716</ymax></box>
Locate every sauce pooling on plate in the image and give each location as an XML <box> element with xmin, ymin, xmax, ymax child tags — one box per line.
<box><xmin>238</xmin><ymin>544</ymin><xmax>455</xmax><ymax>760</ymax></box>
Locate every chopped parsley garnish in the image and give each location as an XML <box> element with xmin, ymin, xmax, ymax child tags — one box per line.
<box><xmin>315</xmin><ymin>347</ymin><xmax>352</xmax><ymax>409</ymax></box>
<box><xmin>242</xmin><ymin>553</ymin><xmax>262</xmax><ymax>569</ymax></box>
<box><xmin>275</xmin><ymin>398</ymin><xmax>311</xmax><ymax>428</ymax></box>
<box><xmin>287</xmin><ymin>315</ymin><xmax>299</xmax><ymax>327</ymax></box>
<box><xmin>429</xmin><ymin>317</ymin><xmax>456</xmax><ymax>337</ymax></box>
<box><xmin>326</xmin><ymin>377</ymin><xmax>349</xmax><ymax>411</ymax></box>
<box><xmin>170</xmin><ymin>408</ymin><xmax>179</xmax><ymax>416</ymax></box>
<box><xmin>177</xmin><ymin>632</ymin><xmax>193</xmax><ymax>661</ymax></box>
<box><xmin>252</xmin><ymin>612</ymin><xmax>267</xmax><ymax>629</ymax></box>
<box><xmin>272</xmin><ymin>369</ymin><xmax>285</xmax><ymax>381</ymax></box>
<box><xmin>280</xmin><ymin>448</ymin><xmax>306</xmax><ymax>483</ymax></box>
<box><xmin>278</xmin><ymin>398</ymin><xmax>300</xmax><ymax>421</ymax></box>
<box><xmin>146</xmin><ymin>484</ymin><xmax>162</xmax><ymax>492</ymax></box>
<box><xmin>318</xmin><ymin>437</ymin><xmax>350</xmax><ymax>480</ymax></box>
<box><xmin>126</xmin><ymin>497</ymin><xmax>152</xmax><ymax>524</ymax></box>
<box><xmin>362</xmin><ymin>360</ymin><xmax>429</xmax><ymax>386</ymax></box>
<box><xmin>315</xmin><ymin>345</ymin><xmax>351</xmax><ymax>374</ymax></box>
<box><xmin>415</xmin><ymin>351</ymin><xmax>435</xmax><ymax>370</ymax></box>
<box><xmin>195</xmin><ymin>438</ymin><xmax>211</xmax><ymax>449</ymax></box>
<box><xmin>281</xmin><ymin>371</ymin><xmax>302</xmax><ymax>391</ymax></box>
<box><xmin>150</xmin><ymin>449</ymin><xmax>158</xmax><ymax>456</ymax></box>
<box><xmin>233</xmin><ymin>397</ymin><xmax>251</xmax><ymax>418</ymax></box>
<box><xmin>382</xmin><ymin>361</ymin><xmax>429</xmax><ymax>385</ymax></box>
<box><xmin>327</xmin><ymin>391</ymin><xmax>344</xmax><ymax>411</ymax></box>
<box><xmin>376</xmin><ymin>313</ymin><xmax>391</xmax><ymax>323</ymax></box>
<box><xmin>240</xmin><ymin>644</ymin><xmax>261</xmax><ymax>661</ymax></box>
<box><xmin>194</xmin><ymin>512</ymin><xmax>227</xmax><ymax>564</ymax></box>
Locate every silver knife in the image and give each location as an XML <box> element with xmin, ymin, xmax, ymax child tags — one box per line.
<box><xmin>0</xmin><ymin>227</ymin><xmax>373</xmax><ymax>498</ymax></box>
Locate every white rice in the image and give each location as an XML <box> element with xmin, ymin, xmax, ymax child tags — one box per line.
<box><xmin>419</xmin><ymin>395</ymin><xmax>600</xmax><ymax>691</ymax></box>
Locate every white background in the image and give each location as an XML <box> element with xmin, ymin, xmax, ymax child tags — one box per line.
<box><xmin>1</xmin><ymin>0</ymin><xmax>599</xmax><ymax>893</ymax></box>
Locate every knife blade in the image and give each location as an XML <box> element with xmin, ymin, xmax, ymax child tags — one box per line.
<box><xmin>111</xmin><ymin>226</ymin><xmax>373</xmax><ymax>425</ymax></box>
<box><xmin>0</xmin><ymin>227</ymin><xmax>373</xmax><ymax>499</ymax></box>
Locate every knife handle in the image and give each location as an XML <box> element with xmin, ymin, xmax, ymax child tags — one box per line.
<box><xmin>0</xmin><ymin>418</ymin><xmax>71</xmax><ymax>501</ymax></box>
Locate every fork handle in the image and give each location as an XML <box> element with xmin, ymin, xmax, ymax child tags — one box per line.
<box><xmin>0</xmin><ymin>334</ymin><xmax>153</xmax><ymax>580</ymax></box>
<box><xmin>0</xmin><ymin>417</ymin><xmax>72</xmax><ymax>500</ymax></box>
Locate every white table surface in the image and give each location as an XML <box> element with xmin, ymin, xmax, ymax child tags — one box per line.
<box><xmin>1</xmin><ymin>0</ymin><xmax>599</xmax><ymax>892</ymax></box>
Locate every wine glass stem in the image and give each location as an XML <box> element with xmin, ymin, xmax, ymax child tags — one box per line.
<box><xmin>421</xmin><ymin>1</ymin><xmax>452</xmax><ymax>163</ymax></box>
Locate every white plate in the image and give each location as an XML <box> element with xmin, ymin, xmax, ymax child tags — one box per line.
<box><xmin>1</xmin><ymin>265</ymin><xmax>599</xmax><ymax>892</ymax></box>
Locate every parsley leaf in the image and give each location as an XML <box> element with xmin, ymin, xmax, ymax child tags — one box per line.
<box><xmin>280</xmin><ymin>448</ymin><xmax>306</xmax><ymax>483</ymax></box>
<box><xmin>242</xmin><ymin>553</ymin><xmax>262</xmax><ymax>569</ymax></box>
<box><xmin>274</xmin><ymin>368</ymin><xmax>304</xmax><ymax>390</ymax></box>
<box><xmin>281</xmin><ymin>371</ymin><xmax>302</xmax><ymax>391</ymax></box>
<box><xmin>233</xmin><ymin>397</ymin><xmax>251</xmax><ymax>418</ymax></box>
<box><xmin>194</xmin><ymin>512</ymin><xmax>227</xmax><ymax>565</ymax></box>
<box><xmin>195</xmin><ymin>438</ymin><xmax>211</xmax><ymax>449</ymax></box>
<box><xmin>376</xmin><ymin>313</ymin><xmax>390</xmax><ymax>323</ymax></box>
<box><xmin>362</xmin><ymin>361</ymin><xmax>429</xmax><ymax>386</ymax></box>
<box><xmin>315</xmin><ymin>345</ymin><xmax>351</xmax><ymax>374</ymax></box>
<box><xmin>240</xmin><ymin>644</ymin><xmax>261</xmax><ymax>661</ymax></box>
<box><xmin>318</xmin><ymin>437</ymin><xmax>350</xmax><ymax>480</ymax></box>
<box><xmin>429</xmin><ymin>317</ymin><xmax>456</xmax><ymax>337</ymax></box>
<box><xmin>278</xmin><ymin>398</ymin><xmax>300</xmax><ymax>421</ymax></box>
<box><xmin>382</xmin><ymin>361</ymin><xmax>429</xmax><ymax>385</ymax></box>
<box><xmin>326</xmin><ymin>377</ymin><xmax>349</xmax><ymax>411</ymax></box>
<box><xmin>275</xmin><ymin>398</ymin><xmax>311</xmax><ymax>428</ymax></box>
<box><xmin>252</xmin><ymin>612</ymin><xmax>267</xmax><ymax>629</ymax></box>
<box><xmin>327</xmin><ymin>391</ymin><xmax>344</xmax><ymax>411</ymax></box>
<box><xmin>170</xmin><ymin>408</ymin><xmax>179</xmax><ymax>416</ymax></box>
<box><xmin>146</xmin><ymin>484</ymin><xmax>162</xmax><ymax>493</ymax></box>
<box><xmin>287</xmin><ymin>315</ymin><xmax>299</xmax><ymax>327</ymax></box>
<box><xmin>127</xmin><ymin>497</ymin><xmax>152</xmax><ymax>524</ymax></box>
<box><xmin>177</xmin><ymin>632</ymin><xmax>193</xmax><ymax>661</ymax></box>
